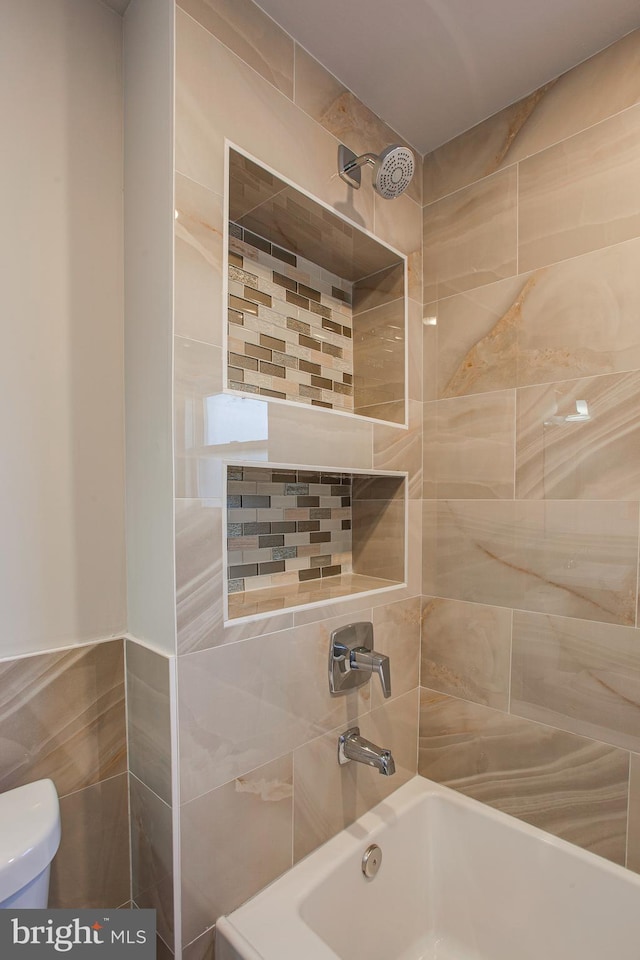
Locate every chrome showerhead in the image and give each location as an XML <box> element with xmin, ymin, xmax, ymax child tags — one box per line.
<box><xmin>338</xmin><ymin>143</ymin><xmax>415</xmax><ymax>199</ymax></box>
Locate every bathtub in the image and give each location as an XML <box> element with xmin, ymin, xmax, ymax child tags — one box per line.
<box><xmin>216</xmin><ymin>775</ymin><xmax>640</xmax><ymax>960</ymax></box>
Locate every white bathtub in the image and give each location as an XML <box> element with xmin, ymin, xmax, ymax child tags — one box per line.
<box><xmin>216</xmin><ymin>775</ymin><xmax>640</xmax><ymax>960</ymax></box>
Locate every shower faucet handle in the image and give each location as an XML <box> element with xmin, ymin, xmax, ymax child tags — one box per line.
<box><xmin>329</xmin><ymin>622</ymin><xmax>392</xmax><ymax>698</ymax></box>
<box><xmin>350</xmin><ymin>646</ymin><xmax>391</xmax><ymax>699</ymax></box>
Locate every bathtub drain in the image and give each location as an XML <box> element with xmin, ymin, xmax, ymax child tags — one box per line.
<box><xmin>361</xmin><ymin>844</ymin><xmax>382</xmax><ymax>879</ymax></box>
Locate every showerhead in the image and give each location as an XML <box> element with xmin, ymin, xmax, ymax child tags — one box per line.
<box><xmin>373</xmin><ymin>145</ymin><xmax>415</xmax><ymax>199</ymax></box>
<box><xmin>338</xmin><ymin>143</ymin><xmax>415</xmax><ymax>199</ymax></box>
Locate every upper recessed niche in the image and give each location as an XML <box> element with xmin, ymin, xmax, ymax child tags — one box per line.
<box><xmin>226</xmin><ymin>147</ymin><xmax>407</xmax><ymax>425</ymax></box>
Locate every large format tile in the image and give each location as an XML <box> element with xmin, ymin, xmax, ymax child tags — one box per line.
<box><xmin>423</xmin><ymin>168</ymin><xmax>517</xmax><ymax>302</ymax></box>
<box><xmin>519</xmin><ymin>102</ymin><xmax>640</xmax><ymax>272</ymax></box>
<box><xmin>50</xmin><ymin>774</ymin><xmax>131</xmax><ymax>909</ymax></box>
<box><xmin>373</xmin><ymin>400</ymin><xmax>422</xmax><ymax>500</ymax></box>
<box><xmin>516</xmin><ymin>370</ymin><xmax>640</xmax><ymax>500</ymax></box>
<box><xmin>370</xmin><ymin>597</ymin><xmax>421</xmax><ymax>709</ymax></box>
<box><xmin>422</xmin><ymin>500</ymin><xmax>519</xmax><ymax>609</ymax></box>
<box><xmin>437</xmin><ymin>238</ymin><xmax>640</xmax><ymax>399</ymax></box>
<box><xmin>513</xmin><ymin>500</ymin><xmax>638</xmax><ymax>625</ymax></box>
<box><xmin>293</xmin><ymin>689</ymin><xmax>419</xmax><ymax>862</ymax></box>
<box><xmin>130</xmin><ymin>775</ymin><xmax>174</xmax><ymax>948</ymax></box>
<box><xmin>174</xmin><ymin>337</ymin><xmax>224</xmax><ymax>501</ymax></box>
<box><xmin>436</xmin><ymin>276</ymin><xmax>523</xmax><ymax>398</ymax></box>
<box><xmin>178</xmin><ymin>611</ymin><xmax>371</xmax><ymax>801</ymax></box>
<box><xmin>421</xmin><ymin>597</ymin><xmax>511</xmax><ymax>709</ymax></box>
<box><xmin>126</xmin><ymin>640</ymin><xmax>172</xmax><ymax>804</ymax></box>
<box><xmin>177</xmin><ymin>0</ymin><xmax>294</xmax><ymax>98</ymax></box>
<box><xmin>175</xmin><ymin>10</ymin><xmax>373</xmax><ymax>230</ymax></box>
<box><xmin>423</xmin><ymin>29</ymin><xmax>640</xmax><ymax>203</ymax></box>
<box><xmin>175</xmin><ymin>173</ymin><xmax>224</xmax><ymax>346</ymax></box>
<box><xmin>423</xmin><ymin>391</ymin><xmax>515</xmax><ymax>499</ymax></box>
<box><xmin>423</xmin><ymin>499</ymin><xmax>638</xmax><ymax>624</ymax></box>
<box><xmin>0</xmin><ymin>640</ymin><xmax>126</xmax><ymax>797</ymax></box>
<box><xmin>183</xmin><ymin>929</ymin><xmax>215</xmax><ymax>960</ymax></box>
<box><xmin>627</xmin><ymin>753</ymin><xmax>640</xmax><ymax>873</ymax></box>
<box><xmin>181</xmin><ymin>754</ymin><xmax>293</xmax><ymax>946</ymax></box>
<box><xmin>419</xmin><ymin>690</ymin><xmax>629</xmax><ymax>865</ymax></box>
<box><xmin>176</xmin><ymin>499</ymin><xmax>224</xmax><ymax>655</ymax></box>
<box><xmin>511</xmin><ymin>611</ymin><xmax>640</xmax><ymax>753</ymax></box>
<box><xmin>353</xmin><ymin>299</ymin><xmax>405</xmax><ymax>412</ymax></box>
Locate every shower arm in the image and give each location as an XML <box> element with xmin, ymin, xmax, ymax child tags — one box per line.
<box><xmin>338</xmin><ymin>145</ymin><xmax>376</xmax><ymax>189</ymax></box>
<box><xmin>342</xmin><ymin>152</ymin><xmax>378</xmax><ymax>173</ymax></box>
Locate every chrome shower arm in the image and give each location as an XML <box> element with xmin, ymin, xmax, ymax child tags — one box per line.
<box><xmin>341</xmin><ymin>151</ymin><xmax>378</xmax><ymax>173</ymax></box>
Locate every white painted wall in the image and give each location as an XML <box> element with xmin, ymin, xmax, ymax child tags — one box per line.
<box><xmin>124</xmin><ymin>0</ymin><xmax>176</xmax><ymax>655</ymax></box>
<box><xmin>0</xmin><ymin>0</ymin><xmax>126</xmax><ymax>656</ymax></box>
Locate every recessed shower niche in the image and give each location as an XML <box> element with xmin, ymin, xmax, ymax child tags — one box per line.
<box><xmin>226</xmin><ymin>147</ymin><xmax>407</xmax><ymax>425</ymax></box>
<box><xmin>226</xmin><ymin>465</ymin><xmax>406</xmax><ymax>621</ymax></box>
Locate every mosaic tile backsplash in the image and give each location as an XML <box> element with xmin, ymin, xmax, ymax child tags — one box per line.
<box><xmin>227</xmin><ymin>224</ymin><xmax>355</xmax><ymax>411</ymax></box>
<box><xmin>227</xmin><ymin>466</ymin><xmax>353</xmax><ymax>595</ymax></box>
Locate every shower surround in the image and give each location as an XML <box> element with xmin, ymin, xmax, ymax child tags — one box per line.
<box><xmin>419</xmin><ymin>26</ymin><xmax>640</xmax><ymax>872</ymax></box>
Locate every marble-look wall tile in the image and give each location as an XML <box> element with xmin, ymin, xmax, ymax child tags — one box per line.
<box><xmin>126</xmin><ymin>641</ymin><xmax>172</xmax><ymax>805</ymax></box>
<box><xmin>407</xmin><ymin>298</ymin><xmax>423</xmax><ymax>403</ymax></box>
<box><xmin>174</xmin><ymin>337</ymin><xmax>224</xmax><ymax>501</ymax></box>
<box><xmin>423</xmin><ymin>391</ymin><xmax>515</xmax><ymax>499</ymax></box>
<box><xmin>519</xmin><ymin>102</ymin><xmax>640</xmax><ymax>273</ymax></box>
<box><xmin>514</xmin><ymin>500</ymin><xmax>638</xmax><ymax>625</ymax></box>
<box><xmin>130</xmin><ymin>774</ymin><xmax>174</xmax><ymax>948</ymax></box>
<box><xmin>370</xmin><ymin>598</ymin><xmax>421</xmax><ymax>709</ymax></box>
<box><xmin>627</xmin><ymin>753</ymin><xmax>640</xmax><ymax>873</ymax></box>
<box><xmin>353</xmin><ymin>263</ymin><xmax>404</xmax><ymax>314</ymax></box>
<box><xmin>373</xmin><ymin>400</ymin><xmax>422</xmax><ymax>500</ymax></box>
<box><xmin>175</xmin><ymin>173</ymin><xmax>224</xmax><ymax>346</ymax></box>
<box><xmin>423</xmin><ymin>499</ymin><xmax>638</xmax><ymax>624</ymax></box>
<box><xmin>422</xmin><ymin>500</ymin><xmax>518</xmax><ymax>609</ymax></box>
<box><xmin>511</xmin><ymin>611</ymin><xmax>640</xmax><ymax>753</ymax></box>
<box><xmin>293</xmin><ymin>689</ymin><xmax>419</xmax><ymax>862</ymax></box>
<box><xmin>516</xmin><ymin>370</ymin><xmax>640</xmax><ymax>500</ymax></box>
<box><xmin>353</xmin><ymin>299</ymin><xmax>405</xmax><ymax>412</ymax></box>
<box><xmin>352</xmin><ymin>485</ymin><xmax>405</xmax><ymax>583</ymax></box>
<box><xmin>421</xmin><ymin>597</ymin><xmax>511</xmax><ymax>709</ymax></box>
<box><xmin>293</xmin><ymin>45</ymin><xmax>422</xmax><ymax>206</ymax></box>
<box><xmin>175</xmin><ymin>10</ymin><xmax>373</xmax><ymax>233</ymax></box>
<box><xmin>423</xmin><ymin>305</ymin><xmax>437</xmax><ymax>403</ymax></box>
<box><xmin>175</xmin><ymin>339</ymin><xmax>375</xmax><ymax>503</ymax></box>
<box><xmin>436</xmin><ymin>276</ymin><xmax>522</xmax><ymax>399</ymax></box>
<box><xmin>0</xmin><ymin>640</ymin><xmax>126</xmax><ymax>797</ymax></box>
<box><xmin>423</xmin><ymin>168</ymin><xmax>517</xmax><ymax>302</ymax></box>
<box><xmin>178</xmin><ymin>610</ymin><xmax>372</xmax><ymax>801</ymax></box>
<box><xmin>373</xmin><ymin>191</ymin><xmax>423</xmax><ymax>303</ymax></box>
<box><xmin>181</xmin><ymin>754</ymin><xmax>293</xmax><ymax>946</ymax></box>
<box><xmin>156</xmin><ymin>935</ymin><xmax>176</xmax><ymax>960</ymax></box>
<box><xmin>50</xmin><ymin>773</ymin><xmax>131</xmax><ymax>909</ymax></box>
<box><xmin>437</xmin><ymin>238</ymin><xmax>640</xmax><ymax>400</ymax></box>
<box><xmin>176</xmin><ymin>499</ymin><xmax>223</xmax><ymax>656</ymax></box>
<box><xmin>177</xmin><ymin>0</ymin><xmax>294</xmax><ymax>98</ymax></box>
<box><xmin>266</xmin><ymin>402</ymin><xmax>374</xmax><ymax>470</ymax></box>
<box><xmin>423</xmin><ymin>29</ymin><xmax>640</xmax><ymax>203</ymax></box>
<box><xmin>183</xmin><ymin>928</ymin><xmax>215</xmax><ymax>960</ymax></box>
<box><xmin>419</xmin><ymin>690</ymin><xmax>629</xmax><ymax>865</ymax></box>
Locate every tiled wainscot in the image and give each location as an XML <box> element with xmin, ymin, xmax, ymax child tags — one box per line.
<box><xmin>226</xmin><ymin>466</ymin><xmax>406</xmax><ymax>619</ymax></box>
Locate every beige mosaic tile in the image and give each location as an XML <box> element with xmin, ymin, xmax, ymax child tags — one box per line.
<box><xmin>227</xmin><ymin>226</ymin><xmax>354</xmax><ymax>411</ymax></box>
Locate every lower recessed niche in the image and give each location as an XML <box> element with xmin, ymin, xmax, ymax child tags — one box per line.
<box><xmin>226</xmin><ymin>465</ymin><xmax>406</xmax><ymax>621</ymax></box>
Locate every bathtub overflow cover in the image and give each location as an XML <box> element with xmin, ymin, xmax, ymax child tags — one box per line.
<box><xmin>362</xmin><ymin>844</ymin><xmax>382</xmax><ymax>879</ymax></box>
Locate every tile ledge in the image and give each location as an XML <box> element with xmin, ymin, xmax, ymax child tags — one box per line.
<box><xmin>226</xmin><ymin>573</ymin><xmax>406</xmax><ymax>624</ymax></box>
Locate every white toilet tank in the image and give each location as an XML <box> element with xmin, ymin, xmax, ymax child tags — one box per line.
<box><xmin>0</xmin><ymin>779</ymin><xmax>61</xmax><ymax>909</ymax></box>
